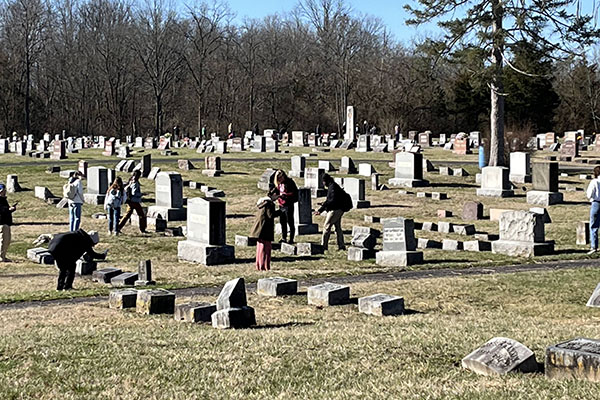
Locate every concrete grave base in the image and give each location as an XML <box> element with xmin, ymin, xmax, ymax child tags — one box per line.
<box><xmin>347</xmin><ymin>247</ymin><xmax>376</xmax><ymax>261</ymax></box>
<box><xmin>108</xmin><ymin>289</ymin><xmax>138</xmax><ymax>309</ymax></box>
<box><xmin>476</xmin><ymin>188</ymin><xmax>515</xmax><ymax>198</ymax></box>
<box><xmin>177</xmin><ymin>240</ymin><xmax>235</xmax><ymax>265</ymax></box>
<box><xmin>375</xmin><ymin>250</ymin><xmax>423</xmax><ymax>267</ymax></box>
<box><xmin>545</xmin><ymin>338</ymin><xmax>600</xmax><ymax>382</ymax></box>
<box><xmin>388</xmin><ymin>178</ymin><xmax>430</xmax><ymax>188</ymax></box>
<box><xmin>492</xmin><ymin>240</ymin><xmax>554</xmax><ymax>257</ymax></box>
<box><xmin>509</xmin><ymin>174</ymin><xmax>531</xmax><ymax>183</ymax></box>
<box><xmin>212</xmin><ymin>306</ymin><xmax>256</xmax><ymax>329</ymax></box>
<box><xmin>275</xmin><ymin>223</ymin><xmax>318</xmax><ymax>235</ymax></box>
<box><xmin>174</xmin><ymin>302</ymin><xmax>216</xmax><ymax>323</ymax></box>
<box><xmin>147</xmin><ymin>206</ymin><xmax>187</xmax><ymax>222</ymax></box>
<box><xmin>358</xmin><ymin>294</ymin><xmax>405</xmax><ymax>316</ymax></box>
<box><xmin>83</xmin><ymin>193</ymin><xmax>106</xmax><ymax>205</ymax></box>
<box><xmin>526</xmin><ymin>190</ymin><xmax>563</xmax><ymax>206</ymax></box>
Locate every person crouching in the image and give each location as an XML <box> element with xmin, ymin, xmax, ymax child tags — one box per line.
<box><xmin>250</xmin><ymin>195</ymin><xmax>280</xmax><ymax>271</ymax></box>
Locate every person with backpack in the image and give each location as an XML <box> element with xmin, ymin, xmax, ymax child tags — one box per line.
<box><xmin>314</xmin><ymin>173</ymin><xmax>352</xmax><ymax>251</ymax></box>
<box><xmin>273</xmin><ymin>170</ymin><xmax>299</xmax><ymax>244</ymax></box>
<box><xmin>118</xmin><ymin>171</ymin><xmax>147</xmax><ymax>234</ymax></box>
<box><xmin>104</xmin><ymin>177</ymin><xmax>127</xmax><ymax>235</ymax></box>
<box><xmin>64</xmin><ymin>171</ymin><xmax>84</xmax><ymax>231</ymax></box>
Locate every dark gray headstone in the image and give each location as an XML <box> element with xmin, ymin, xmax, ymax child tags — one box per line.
<box><xmin>216</xmin><ymin>278</ymin><xmax>247</xmax><ymax>310</ymax></box>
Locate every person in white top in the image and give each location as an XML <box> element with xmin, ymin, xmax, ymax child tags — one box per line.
<box><xmin>66</xmin><ymin>172</ymin><xmax>84</xmax><ymax>231</ymax></box>
<box><xmin>585</xmin><ymin>166</ymin><xmax>600</xmax><ymax>254</ymax></box>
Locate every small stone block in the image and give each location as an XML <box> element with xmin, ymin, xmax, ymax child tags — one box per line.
<box><xmin>111</xmin><ymin>272</ymin><xmax>139</xmax><ymax>287</ymax></box>
<box><xmin>280</xmin><ymin>242</ymin><xmax>297</xmax><ymax>255</ymax></box>
<box><xmin>462</xmin><ymin>337</ymin><xmax>537</xmax><ymax>376</ymax></box>
<box><xmin>545</xmin><ymin>338</ymin><xmax>600</xmax><ymax>382</ymax></box>
<box><xmin>437</xmin><ymin>210</ymin><xmax>452</xmax><ymax>218</ymax></box>
<box><xmin>108</xmin><ymin>289</ymin><xmax>138</xmax><ymax>309</ymax></box>
<box><xmin>257</xmin><ymin>277</ymin><xmax>298</xmax><ymax>296</ymax></box>
<box><xmin>347</xmin><ymin>247</ymin><xmax>376</xmax><ymax>261</ymax></box>
<box><xmin>211</xmin><ymin>306</ymin><xmax>256</xmax><ymax>329</ymax></box>
<box><xmin>442</xmin><ymin>239</ymin><xmax>463</xmax><ymax>251</ymax></box>
<box><xmin>307</xmin><ymin>282</ymin><xmax>350</xmax><ymax>306</ymax></box>
<box><xmin>174</xmin><ymin>302</ymin><xmax>216</xmax><ymax>322</ymax></box>
<box><xmin>358</xmin><ymin>294</ymin><xmax>405</xmax><ymax>316</ymax></box>
<box><xmin>136</xmin><ymin>289</ymin><xmax>176</xmax><ymax>314</ymax></box>
<box><xmin>92</xmin><ymin>267</ymin><xmax>123</xmax><ymax>283</ymax></box>
<box><xmin>235</xmin><ymin>235</ymin><xmax>257</xmax><ymax>247</ymax></box>
<box><xmin>453</xmin><ymin>224</ymin><xmax>476</xmax><ymax>235</ymax></box>
<box><xmin>364</xmin><ymin>216</ymin><xmax>381</xmax><ymax>223</ymax></box>
<box><xmin>296</xmin><ymin>242</ymin><xmax>324</xmax><ymax>256</ymax></box>
<box><xmin>432</xmin><ymin>192</ymin><xmax>447</xmax><ymax>200</ymax></box>
<box><xmin>463</xmin><ymin>240</ymin><xmax>491</xmax><ymax>252</ymax></box>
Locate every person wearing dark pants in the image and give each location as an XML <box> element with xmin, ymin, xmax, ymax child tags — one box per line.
<box><xmin>586</xmin><ymin>166</ymin><xmax>600</xmax><ymax>254</ymax></box>
<box><xmin>118</xmin><ymin>171</ymin><xmax>147</xmax><ymax>233</ymax></box>
<box><xmin>48</xmin><ymin>229</ymin><xmax>106</xmax><ymax>290</ymax></box>
<box><xmin>274</xmin><ymin>170</ymin><xmax>298</xmax><ymax>244</ymax></box>
<box><xmin>315</xmin><ymin>173</ymin><xmax>352</xmax><ymax>251</ymax></box>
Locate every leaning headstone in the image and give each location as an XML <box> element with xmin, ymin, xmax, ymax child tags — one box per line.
<box><xmin>307</xmin><ymin>282</ymin><xmax>350</xmax><ymax>306</ymax></box>
<box><xmin>147</xmin><ymin>167</ymin><xmax>161</xmax><ymax>181</ymax></box>
<box><xmin>136</xmin><ymin>289</ymin><xmax>175</xmax><ymax>314</ymax></box>
<box><xmin>177</xmin><ymin>197</ymin><xmax>235</xmax><ymax>265</ymax></box>
<box><xmin>375</xmin><ymin>217</ymin><xmax>423</xmax><ymax>266</ymax></box>
<box><xmin>147</xmin><ymin>172</ymin><xmax>186</xmax><ymax>221</ymax></box>
<box><xmin>389</xmin><ymin>152</ymin><xmax>429</xmax><ymax>188</ymax></box>
<box><xmin>477</xmin><ymin>166</ymin><xmax>514</xmax><ymax>197</ymax></box>
<box><xmin>358</xmin><ymin>294</ymin><xmax>405</xmax><ymax>316</ymax></box>
<box><xmin>108</xmin><ymin>289</ymin><xmax>138</xmax><ymax>309</ymax></box>
<box><xmin>492</xmin><ymin>210</ymin><xmax>554</xmax><ymax>257</ymax></box>
<box><xmin>509</xmin><ymin>152</ymin><xmax>531</xmax><ymax>183</ymax></box>
<box><xmin>212</xmin><ymin>277</ymin><xmax>255</xmax><ymax>329</ymax></box>
<box><xmin>462</xmin><ymin>337</ymin><xmax>538</xmax><ymax>376</ymax></box>
<box><xmin>257</xmin><ymin>277</ymin><xmax>298</xmax><ymax>297</ymax></box>
<box><xmin>545</xmin><ymin>338</ymin><xmax>600</xmax><ymax>382</ymax></box>
<box><xmin>174</xmin><ymin>302</ymin><xmax>216</xmax><ymax>323</ymax></box>
<box><xmin>257</xmin><ymin>169</ymin><xmax>276</xmax><ymax>191</ymax></box>
<box><xmin>527</xmin><ymin>162</ymin><xmax>563</xmax><ymax>206</ymax></box>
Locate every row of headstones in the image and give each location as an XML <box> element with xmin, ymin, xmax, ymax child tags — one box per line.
<box><xmin>90</xmin><ymin>260</ymin><xmax>154</xmax><ymax>287</ymax></box>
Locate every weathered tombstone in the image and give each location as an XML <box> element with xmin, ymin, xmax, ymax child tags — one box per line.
<box><xmin>345</xmin><ymin>106</ymin><xmax>356</xmax><ymax>142</ymax></box>
<box><xmin>174</xmin><ymin>302</ymin><xmax>216</xmax><ymax>322</ymax></box>
<box><xmin>231</xmin><ymin>137</ymin><xmax>244</xmax><ymax>152</ymax></box>
<box><xmin>291</xmin><ymin>131</ymin><xmax>307</xmax><ymax>147</ymax></box>
<box><xmin>108</xmin><ymin>289</ymin><xmax>138</xmax><ymax>309</ymax></box>
<box><xmin>304</xmin><ymin>168</ymin><xmax>327</xmax><ymax>198</ymax></box>
<box><xmin>157</xmin><ymin>137</ymin><xmax>170</xmax><ymax>151</ymax></box>
<box><xmin>527</xmin><ymin>162</ymin><xmax>563</xmax><ymax>206</ymax></box>
<box><xmin>509</xmin><ymin>152</ymin><xmax>531</xmax><ymax>183</ymax></box>
<box><xmin>307</xmin><ymin>282</ymin><xmax>350</xmax><ymax>306</ymax></box>
<box><xmin>6</xmin><ymin>175</ymin><xmax>22</xmax><ymax>193</ymax></box>
<box><xmin>358</xmin><ymin>294</ymin><xmax>405</xmax><ymax>316</ymax></box>
<box><xmin>355</xmin><ymin>135</ymin><xmax>371</xmax><ymax>152</ymax></box>
<box><xmin>147</xmin><ymin>172</ymin><xmax>186</xmax><ymax>221</ymax></box>
<box><xmin>202</xmin><ymin>156</ymin><xmax>223</xmax><ymax>177</ymax></box>
<box><xmin>339</xmin><ymin>156</ymin><xmax>357</xmax><ymax>174</ymax></box>
<box><xmin>344</xmin><ymin>178</ymin><xmax>369</xmax><ymax>208</ymax></box>
<box><xmin>418</xmin><ymin>132</ymin><xmax>431</xmax><ymax>148</ymax></box>
<box><xmin>559</xmin><ymin>139</ymin><xmax>578</xmax><ymax>160</ymax></box>
<box><xmin>545</xmin><ymin>338</ymin><xmax>600</xmax><ymax>382</ymax></box>
<box><xmin>78</xmin><ymin>160</ymin><xmax>88</xmax><ymax>177</ymax></box>
<box><xmin>453</xmin><ymin>138</ymin><xmax>471</xmax><ymax>155</ymax></box>
<box><xmin>477</xmin><ymin>167</ymin><xmax>514</xmax><ymax>197</ymax></box>
<box><xmin>102</xmin><ymin>138</ymin><xmax>115</xmax><ymax>156</ymax></box>
<box><xmin>117</xmin><ymin>146</ymin><xmax>130</xmax><ymax>159</ymax></box>
<box><xmin>212</xmin><ymin>277</ymin><xmax>255</xmax><ymax>329</ymax></box>
<box><xmin>177</xmin><ymin>197</ymin><xmax>234</xmax><ymax>265</ymax></box>
<box><xmin>289</xmin><ymin>156</ymin><xmax>306</xmax><ymax>178</ymax></box>
<box><xmin>136</xmin><ymin>289</ymin><xmax>175</xmax><ymax>314</ymax></box>
<box><xmin>492</xmin><ymin>210</ymin><xmax>554</xmax><ymax>257</ymax></box>
<box><xmin>92</xmin><ymin>267</ymin><xmax>123</xmax><ymax>283</ymax></box>
<box><xmin>389</xmin><ymin>152</ymin><xmax>429</xmax><ymax>188</ymax></box>
<box><xmin>265</xmin><ymin>137</ymin><xmax>279</xmax><ymax>153</ymax></box>
<box><xmin>375</xmin><ymin>217</ymin><xmax>423</xmax><ymax>266</ymax></box>
<box><xmin>84</xmin><ymin>166</ymin><xmax>109</xmax><ymax>205</ymax></box>
<box><xmin>463</xmin><ymin>201</ymin><xmax>484</xmax><ymax>220</ymax></box>
<box><xmin>577</xmin><ymin>221</ymin><xmax>590</xmax><ymax>245</ymax></box>
<box><xmin>135</xmin><ymin>260</ymin><xmax>155</xmax><ymax>286</ymax></box>
<box><xmin>545</xmin><ymin>132</ymin><xmax>556</xmax><ymax>148</ymax></box>
<box><xmin>257</xmin><ymin>277</ymin><xmax>298</xmax><ymax>296</ymax></box>
<box><xmin>586</xmin><ymin>283</ymin><xmax>600</xmax><ymax>307</ymax></box>
<box><xmin>50</xmin><ymin>140</ymin><xmax>67</xmax><ymax>160</ymax></box>
<box><xmin>251</xmin><ymin>136</ymin><xmax>266</xmax><ymax>152</ymax></box>
<box><xmin>144</xmin><ymin>137</ymin><xmax>157</xmax><ymax>149</ymax></box>
<box><xmin>0</xmin><ymin>139</ymin><xmax>9</xmax><ymax>153</ymax></box>
<box><xmin>462</xmin><ymin>337</ymin><xmax>538</xmax><ymax>376</ymax></box>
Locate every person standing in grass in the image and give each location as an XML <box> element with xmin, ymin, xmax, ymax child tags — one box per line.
<box><xmin>64</xmin><ymin>171</ymin><xmax>84</xmax><ymax>231</ymax></box>
<box><xmin>315</xmin><ymin>173</ymin><xmax>352</xmax><ymax>251</ymax></box>
<box><xmin>0</xmin><ymin>183</ymin><xmax>16</xmax><ymax>262</ymax></box>
<box><xmin>250</xmin><ymin>194</ymin><xmax>279</xmax><ymax>271</ymax></box>
<box><xmin>274</xmin><ymin>170</ymin><xmax>298</xmax><ymax>244</ymax></box>
<box><xmin>586</xmin><ymin>166</ymin><xmax>600</xmax><ymax>254</ymax></box>
<box><xmin>118</xmin><ymin>171</ymin><xmax>147</xmax><ymax>234</ymax></box>
<box><xmin>104</xmin><ymin>177</ymin><xmax>127</xmax><ymax>236</ymax></box>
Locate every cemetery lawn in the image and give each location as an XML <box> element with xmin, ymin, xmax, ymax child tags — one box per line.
<box><xmin>0</xmin><ymin>267</ymin><xmax>599</xmax><ymax>399</ymax></box>
<box><xmin>0</xmin><ymin>146</ymin><xmax>597</xmax><ymax>304</ymax></box>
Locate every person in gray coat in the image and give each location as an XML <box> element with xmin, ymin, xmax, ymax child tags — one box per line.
<box><xmin>118</xmin><ymin>171</ymin><xmax>147</xmax><ymax>233</ymax></box>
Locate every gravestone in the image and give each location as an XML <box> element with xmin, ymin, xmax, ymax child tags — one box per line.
<box><xmin>78</xmin><ymin>160</ymin><xmax>88</xmax><ymax>177</ymax></box>
<box><xmin>586</xmin><ymin>283</ymin><xmax>600</xmax><ymax>307</ymax></box>
<box><xmin>307</xmin><ymin>282</ymin><xmax>350</xmax><ymax>306</ymax></box>
<box><xmin>147</xmin><ymin>172</ymin><xmax>186</xmax><ymax>221</ymax></box>
<box><xmin>462</xmin><ymin>337</ymin><xmax>538</xmax><ymax>376</ymax></box>
<box><xmin>174</xmin><ymin>302</ymin><xmax>216</xmax><ymax>323</ymax></box>
<box><xmin>577</xmin><ymin>221</ymin><xmax>590</xmax><ymax>245</ymax></box>
<box><xmin>318</xmin><ymin>160</ymin><xmax>335</xmax><ymax>172</ymax></box>
<box><xmin>560</xmin><ymin>140</ymin><xmax>578</xmax><ymax>160</ymax></box>
<box><xmin>134</xmin><ymin>137</ymin><xmax>144</xmax><ymax>148</ymax></box>
<box><xmin>545</xmin><ymin>338</ymin><xmax>600</xmax><ymax>382</ymax></box>
<box><xmin>50</xmin><ymin>140</ymin><xmax>67</xmax><ymax>160</ymax></box>
<box><xmin>177</xmin><ymin>197</ymin><xmax>234</xmax><ymax>265</ymax></box>
<box><xmin>527</xmin><ymin>162</ymin><xmax>563</xmax><ymax>206</ymax></box>
<box><xmin>257</xmin><ymin>277</ymin><xmax>298</xmax><ymax>297</ymax></box>
<box><xmin>231</xmin><ymin>138</ymin><xmax>244</xmax><ymax>152</ymax></box>
<box><xmin>202</xmin><ymin>156</ymin><xmax>223</xmax><ymax>177</ymax></box>
<box><xmin>212</xmin><ymin>278</ymin><xmax>255</xmax><ymax>329</ymax></box>
<box><xmin>251</xmin><ymin>136</ymin><xmax>266</xmax><ymax>152</ymax></box>
<box><xmin>265</xmin><ymin>138</ymin><xmax>278</xmax><ymax>152</ymax></box>
<box><xmin>358</xmin><ymin>163</ymin><xmax>376</xmax><ymax>177</ymax></box>
<box><xmin>509</xmin><ymin>152</ymin><xmax>531</xmax><ymax>183</ymax></box>
<box><xmin>545</xmin><ymin>132</ymin><xmax>556</xmax><ymax>148</ymax></box>
<box><xmin>453</xmin><ymin>138</ymin><xmax>471</xmax><ymax>155</ymax></box>
<box><xmin>84</xmin><ymin>166</ymin><xmax>109</xmax><ymax>205</ymax></box>
<box><xmin>148</xmin><ymin>167</ymin><xmax>161</xmax><ymax>181</ymax></box>
<box><xmin>345</xmin><ymin>106</ymin><xmax>356</xmax><ymax>142</ymax></box>
<box><xmin>135</xmin><ymin>260</ymin><xmax>155</xmax><ymax>286</ymax></box>
<box><xmin>92</xmin><ymin>267</ymin><xmax>123</xmax><ymax>283</ymax></box>
<box><xmin>355</xmin><ymin>135</ymin><xmax>371</xmax><ymax>152</ymax></box>
<box><xmin>291</xmin><ymin>131</ymin><xmax>307</xmax><ymax>147</ymax></box>
<box><xmin>108</xmin><ymin>289</ymin><xmax>138</xmax><ymax>309</ymax></box>
<box><xmin>111</xmin><ymin>272</ymin><xmax>139</xmax><ymax>287</ymax></box>
<box><xmin>257</xmin><ymin>169</ymin><xmax>276</xmax><ymax>191</ymax></box>
<box><xmin>293</xmin><ymin>187</ymin><xmax>318</xmax><ymax>234</ymax></box>
<box><xmin>418</xmin><ymin>132</ymin><xmax>431</xmax><ymax>148</ymax></box>
<box><xmin>144</xmin><ymin>137</ymin><xmax>157</xmax><ymax>149</ymax></box>
<box><xmin>289</xmin><ymin>156</ymin><xmax>306</xmax><ymax>178</ymax></box>
<box><xmin>477</xmin><ymin>167</ymin><xmax>514</xmax><ymax>197</ymax></box>
<box><xmin>344</xmin><ymin>178</ymin><xmax>369</xmax><ymax>208</ymax></box>
<box><xmin>375</xmin><ymin>217</ymin><xmax>423</xmax><ymax>266</ymax></box>
<box><xmin>304</xmin><ymin>168</ymin><xmax>327</xmax><ymax>198</ymax></box>
<box><xmin>6</xmin><ymin>175</ymin><xmax>22</xmax><ymax>193</ymax></box>
<box><xmin>358</xmin><ymin>294</ymin><xmax>405</xmax><ymax>316</ymax></box>
<box><xmin>339</xmin><ymin>156</ymin><xmax>357</xmax><ymax>174</ymax></box>
<box><xmin>102</xmin><ymin>138</ymin><xmax>115</xmax><ymax>156</ymax></box>
<box><xmin>0</xmin><ymin>139</ymin><xmax>9</xmax><ymax>153</ymax></box>
<box><xmin>140</xmin><ymin>154</ymin><xmax>151</xmax><ymax>178</ymax></box>
<box><xmin>117</xmin><ymin>146</ymin><xmax>130</xmax><ymax>158</ymax></box>
<box><xmin>136</xmin><ymin>289</ymin><xmax>175</xmax><ymax>314</ymax></box>
<box><xmin>492</xmin><ymin>210</ymin><xmax>554</xmax><ymax>257</ymax></box>
<box><xmin>463</xmin><ymin>201</ymin><xmax>484</xmax><ymax>220</ymax></box>
<box><xmin>388</xmin><ymin>152</ymin><xmax>429</xmax><ymax>188</ymax></box>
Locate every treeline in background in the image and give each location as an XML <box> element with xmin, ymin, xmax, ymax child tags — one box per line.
<box><xmin>0</xmin><ymin>0</ymin><xmax>599</xmax><ymax>139</ymax></box>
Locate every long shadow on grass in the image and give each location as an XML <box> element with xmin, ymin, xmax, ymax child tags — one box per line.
<box><xmin>422</xmin><ymin>259</ymin><xmax>472</xmax><ymax>264</ymax></box>
<box><xmin>15</xmin><ymin>221</ymin><xmax>67</xmax><ymax>226</ymax></box>
<box><xmin>554</xmin><ymin>249</ymin><xmax>589</xmax><ymax>255</ymax></box>
<box><xmin>368</xmin><ymin>204</ymin><xmax>407</xmax><ymax>209</ymax></box>
<box><xmin>232</xmin><ymin>256</ymin><xmax>323</xmax><ymax>264</ymax></box>
<box><xmin>430</xmin><ymin>182</ymin><xmax>477</xmax><ymax>189</ymax></box>
<box><xmin>222</xmin><ymin>172</ymin><xmax>249</xmax><ymax>176</ymax></box>
<box><xmin>253</xmin><ymin>322</ymin><xmax>314</xmax><ymax>330</ymax></box>
<box><xmin>562</xmin><ymin>201</ymin><xmax>590</xmax><ymax>206</ymax></box>
<box><xmin>226</xmin><ymin>214</ymin><xmax>253</xmax><ymax>219</ymax></box>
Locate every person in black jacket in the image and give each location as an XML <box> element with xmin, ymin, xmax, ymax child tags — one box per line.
<box><xmin>48</xmin><ymin>229</ymin><xmax>106</xmax><ymax>290</ymax></box>
<box><xmin>314</xmin><ymin>173</ymin><xmax>348</xmax><ymax>251</ymax></box>
<box><xmin>0</xmin><ymin>183</ymin><xmax>17</xmax><ymax>262</ymax></box>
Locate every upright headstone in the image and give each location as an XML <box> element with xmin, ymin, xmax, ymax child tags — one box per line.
<box><xmin>345</xmin><ymin>106</ymin><xmax>355</xmax><ymax>142</ymax></box>
<box><xmin>0</xmin><ymin>139</ymin><xmax>9</xmax><ymax>154</ymax></box>
<box><xmin>375</xmin><ymin>217</ymin><xmax>423</xmax><ymax>266</ymax></box>
<box><xmin>477</xmin><ymin>167</ymin><xmax>514</xmax><ymax>197</ymax></box>
<box><xmin>418</xmin><ymin>132</ymin><xmax>431</xmax><ymax>148</ymax></box>
<box><xmin>291</xmin><ymin>187</ymin><xmax>318</xmax><ymax>235</ymax></box>
<box><xmin>339</xmin><ymin>156</ymin><xmax>357</xmax><ymax>174</ymax></box>
<box><xmin>344</xmin><ymin>178</ymin><xmax>370</xmax><ymax>208</ymax></box>
<box><xmin>355</xmin><ymin>135</ymin><xmax>371</xmax><ymax>152</ymax></box>
<box><xmin>492</xmin><ymin>210</ymin><xmax>554</xmax><ymax>257</ymax></box>
<box><xmin>527</xmin><ymin>162</ymin><xmax>563</xmax><ymax>206</ymax></box>
<box><xmin>6</xmin><ymin>175</ymin><xmax>22</xmax><ymax>193</ymax></box>
<box><xmin>140</xmin><ymin>154</ymin><xmax>151</xmax><ymax>178</ymax></box>
<box><xmin>178</xmin><ymin>197</ymin><xmax>234</xmax><ymax>265</ymax></box>
<box><xmin>509</xmin><ymin>152</ymin><xmax>531</xmax><ymax>183</ymax></box>
<box><xmin>291</xmin><ymin>131</ymin><xmax>307</xmax><ymax>147</ymax></box>
<box><xmin>202</xmin><ymin>156</ymin><xmax>223</xmax><ymax>177</ymax></box>
<box><xmin>84</xmin><ymin>166</ymin><xmax>109</xmax><ymax>205</ymax></box>
<box><xmin>289</xmin><ymin>156</ymin><xmax>306</xmax><ymax>178</ymax></box>
<box><xmin>453</xmin><ymin>138</ymin><xmax>471</xmax><ymax>155</ymax></box>
<box><xmin>50</xmin><ymin>140</ymin><xmax>67</xmax><ymax>160</ymax></box>
<box><xmin>147</xmin><ymin>172</ymin><xmax>186</xmax><ymax>221</ymax></box>
<box><xmin>102</xmin><ymin>138</ymin><xmax>115</xmax><ymax>156</ymax></box>
<box><xmin>304</xmin><ymin>168</ymin><xmax>327</xmax><ymax>198</ymax></box>
<box><xmin>135</xmin><ymin>260</ymin><xmax>155</xmax><ymax>286</ymax></box>
<box><xmin>388</xmin><ymin>152</ymin><xmax>429</xmax><ymax>188</ymax></box>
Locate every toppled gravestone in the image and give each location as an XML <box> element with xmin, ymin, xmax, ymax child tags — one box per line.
<box><xmin>545</xmin><ymin>337</ymin><xmax>600</xmax><ymax>382</ymax></box>
<box><xmin>307</xmin><ymin>282</ymin><xmax>350</xmax><ymax>306</ymax></box>
<box><xmin>136</xmin><ymin>289</ymin><xmax>175</xmax><ymax>315</ymax></box>
<box><xmin>174</xmin><ymin>302</ymin><xmax>216</xmax><ymax>323</ymax></box>
<box><xmin>358</xmin><ymin>294</ymin><xmax>404</xmax><ymax>316</ymax></box>
<box><xmin>257</xmin><ymin>277</ymin><xmax>298</xmax><ymax>297</ymax></box>
<box><xmin>462</xmin><ymin>337</ymin><xmax>538</xmax><ymax>376</ymax></box>
<box><xmin>109</xmin><ymin>289</ymin><xmax>138</xmax><ymax>309</ymax></box>
<box><xmin>212</xmin><ymin>278</ymin><xmax>256</xmax><ymax>329</ymax></box>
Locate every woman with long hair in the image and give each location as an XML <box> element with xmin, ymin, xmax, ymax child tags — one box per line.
<box><xmin>104</xmin><ymin>177</ymin><xmax>127</xmax><ymax>236</ymax></box>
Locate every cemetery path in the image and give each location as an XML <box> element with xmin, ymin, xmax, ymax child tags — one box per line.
<box><xmin>0</xmin><ymin>257</ymin><xmax>598</xmax><ymax>311</ymax></box>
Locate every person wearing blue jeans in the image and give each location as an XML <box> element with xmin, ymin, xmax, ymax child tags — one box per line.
<box><xmin>586</xmin><ymin>166</ymin><xmax>600</xmax><ymax>254</ymax></box>
<box><xmin>104</xmin><ymin>177</ymin><xmax>127</xmax><ymax>235</ymax></box>
<box><xmin>66</xmin><ymin>172</ymin><xmax>84</xmax><ymax>231</ymax></box>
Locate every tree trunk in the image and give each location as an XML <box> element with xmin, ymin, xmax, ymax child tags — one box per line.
<box><xmin>489</xmin><ymin>0</ymin><xmax>505</xmax><ymax>167</ymax></box>
<box><xmin>155</xmin><ymin>94</ymin><xmax>162</xmax><ymax>137</ymax></box>
<box><xmin>25</xmin><ymin>55</ymin><xmax>31</xmax><ymax>136</ymax></box>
